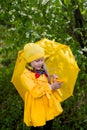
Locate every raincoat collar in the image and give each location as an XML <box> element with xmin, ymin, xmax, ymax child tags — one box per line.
<box><xmin>25</xmin><ymin>64</ymin><xmax>48</xmax><ymax>78</ymax></box>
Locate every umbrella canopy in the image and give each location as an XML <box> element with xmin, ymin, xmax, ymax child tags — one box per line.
<box><xmin>11</xmin><ymin>50</ymin><xmax>28</xmax><ymax>100</ymax></box>
<box><xmin>11</xmin><ymin>38</ymin><xmax>80</xmax><ymax>101</ymax></box>
<box><xmin>36</xmin><ymin>38</ymin><xmax>80</xmax><ymax>101</ymax></box>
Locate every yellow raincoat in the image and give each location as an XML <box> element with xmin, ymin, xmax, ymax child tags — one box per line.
<box><xmin>12</xmin><ymin>41</ymin><xmax>80</xmax><ymax>127</ymax></box>
<box><xmin>20</xmin><ymin>68</ymin><xmax>63</xmax><ymax>126</ymax></box>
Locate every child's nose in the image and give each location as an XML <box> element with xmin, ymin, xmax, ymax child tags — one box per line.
<box><xmin>39</xmin><ymin>61</ymin><xmax>43</xmax><ymax>65</ymax></box>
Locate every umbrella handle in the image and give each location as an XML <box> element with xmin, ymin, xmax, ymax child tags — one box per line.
<box><xmin>57</xmin><ymin>89</ymin><xmax>62</xmax><ymax>96</ymax></box>
<box><xmin>46</xmin><ymin>92</ymin><xmax>50</xmax><ymax>99</ymax></box>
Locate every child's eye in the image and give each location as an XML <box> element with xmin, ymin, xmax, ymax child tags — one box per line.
<box><xmin>35</xmin><ymin>57</ymin><xmax>44</xmax><ymax>62</ymax></box>
<box><xmin>35</xmin><ymin>59</ymin><xmax>40</xmax><ymax>62</ymax></box>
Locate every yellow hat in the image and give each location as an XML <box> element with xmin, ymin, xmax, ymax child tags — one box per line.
<box><xmin>23</xmin><ymin>43</ymin><xmax>44</xmax><ymax>63</ymax></box>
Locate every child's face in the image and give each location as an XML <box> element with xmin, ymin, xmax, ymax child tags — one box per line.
<box><xmin>31</xmin><ymin>57</ymin><xmax>44</xmax><ymax>70</ymax></box>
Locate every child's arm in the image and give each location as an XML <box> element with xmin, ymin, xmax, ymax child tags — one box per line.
<box><xmin>20</xmin><ymin>72</ymin><xmax>51</xmax><ymax>98</ymax></box>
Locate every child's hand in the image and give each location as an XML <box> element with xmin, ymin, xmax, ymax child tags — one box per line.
<box><xmin>51</xmin><ymin>81</ymin><xmax>62</xmax><ymax>90</ymax></box>
<box><xmin>50</xmin><ymin>74</ymin><xmax>63</xmax><ymax>90</ymax></box>
<box><xmin>51</xmin><ymin>74</ymin><xmax>58</xmax><ymax>80</ymax></box>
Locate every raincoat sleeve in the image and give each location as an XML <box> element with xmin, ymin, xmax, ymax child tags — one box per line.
<box><xmin>20</xmin><ymin>71</ymin><xmax>51</xmax><ymax>98</ymax></box>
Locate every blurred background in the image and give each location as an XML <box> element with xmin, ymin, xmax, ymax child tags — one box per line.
<box><xmin>0</xmin><ymin>0</ymin><xmax>87</xmax><ymax>130</ymax></box>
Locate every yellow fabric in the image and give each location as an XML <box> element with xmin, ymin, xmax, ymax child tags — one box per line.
<box><xmin>24</xmin><ymin>43</ymin><xmax>44</xmax><ymax>63</ymax></box>
<box><xmin>11</xmin><ymin>43</ymin><xmax>44</xmax><ymax>100</ymax></box>
<box><xmin>36</xmin><ymin>38</ymin><xmax>80</xmax><ymax>101</ymax></box>
<box><xmin>11</xmin><ymin>38</ymin><xmax>80</xmax><ymax>126</ymax></box>
<box><xmin>11</xmin><ymin>50</ymin><xmax>28</xmax><ymax>100</ymax></box>
<box><xmin>21</xmin><ymin>69</ymin><xmax>63</xmax><ymax>126</ymax></box>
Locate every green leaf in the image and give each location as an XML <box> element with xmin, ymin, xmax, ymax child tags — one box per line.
<box><xmin>64</xmin><ymin>0</ymin><xmax>70</xmax><ymax>4</ymax></box>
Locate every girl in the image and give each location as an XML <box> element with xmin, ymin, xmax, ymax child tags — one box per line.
<box><xmin>18</xmin><ymin>43</ymin><xmax>63</xmax><ymax>130</ymax></box>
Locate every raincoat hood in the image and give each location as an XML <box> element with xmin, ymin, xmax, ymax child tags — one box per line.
<box><xmin>23</xmin><ymin>43</ymin><xmax>44</xmax><ymax>63</ymax></box>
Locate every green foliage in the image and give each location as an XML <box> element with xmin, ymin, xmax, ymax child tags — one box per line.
<box><xmin>0</xmin><ymin>0</ymin><xmax>87</xmax><ymax>129</ymax></box>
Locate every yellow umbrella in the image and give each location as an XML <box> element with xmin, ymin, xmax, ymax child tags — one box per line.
<box><xmin>11</xmin><ymin>50</ymin><xmax>28</xmax><ymax>100</ymax></box>
<box><xmin>36</xmin><ymin>38</ymin><xmax>80</xmax><ymax>101</ymax></box>
<box><xmin>11</xmin><ymin>38</ymin><xmax>80</xmax><ymax>102</ymax></box>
